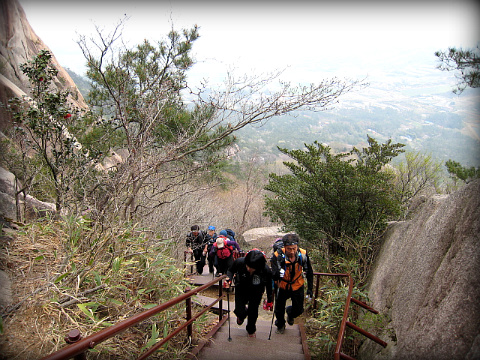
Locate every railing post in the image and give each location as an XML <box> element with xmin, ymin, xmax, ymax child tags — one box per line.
<box><xmin>184</xmin><ymin>251</ymin><xmax>187</xmax><ymax>273</ymax></box>
<box><xmin>184</xmin><ymin>251</ymin><xmax>194</xmax><ymax>275</ymax></box>
<box><xmin>314</xmin><ymin>273</ymin><xmax>321</xmax><ymax>310</ymax></box>
<box><xmin>218</xmin><ymin>278</ymin><xmax>223</xmax><ymax>321</ymax></box>
<box><xmin>185</xmin><ymin>287</ymin><xmax>193</xmax><ymax>341</ymax></box>
<box><xmin>64</xmin><ymin>329</ymin><xmax>86</xmax><ymax>360</ymax></box>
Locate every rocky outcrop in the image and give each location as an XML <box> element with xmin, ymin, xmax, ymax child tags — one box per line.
<box><xmin>0</xmin><ymin>0</ymin><xmax>87</xmax><ymax>132</ymax></box>
<box><xmin>242</xmin><ymin>226</ymin><xmax>286</xmax><ymax>243</ymax></box>
<box><xmin>359</xmin><ymin>180</ymin><xmax>480</xmax><ymax>360</ymax></box>
<box><xmin>0</xmin><ymin>165</ymin><xmax>55</xmax><ymax>222</ymax></box>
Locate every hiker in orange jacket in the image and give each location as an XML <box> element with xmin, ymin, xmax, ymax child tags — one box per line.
<box><xmin>270</xmin><ymin>233</ymin><xmax>313</xmax><ymax>334</ymax></box>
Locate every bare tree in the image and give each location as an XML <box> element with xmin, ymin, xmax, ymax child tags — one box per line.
<box><xmin>78</xmin><ymin>20</ymin><xmax>364</xmax><ymax>223</ymax></box>
<box><xmin>393</xmin><ymin>151</ymin><xmax>444</xmax><ymax>211</ymax></box>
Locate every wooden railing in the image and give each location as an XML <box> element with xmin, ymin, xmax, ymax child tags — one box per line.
<box><xmin>39</xmin><ymin>274</ymin><xmax>228</xmax><ymax>360</ymax></box>
<box><xmin>311</xmin><ymin>272</ymin><xmax>387</xmax><ymax>360</ymax></box>
<box><xmin>39</xmin><ymin>263</ymin><xmax>385</xmax><ymax>360</ymax></box>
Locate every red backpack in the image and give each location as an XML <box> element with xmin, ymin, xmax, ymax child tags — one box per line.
<box><xmin>216</xmin><ymin>243</ymin><xmax>233</xmax><ymax>259</ymax></box>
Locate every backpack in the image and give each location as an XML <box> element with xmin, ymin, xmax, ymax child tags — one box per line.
<box><xmin>216</xmin><ymin>244</ymin><xmax>233</xmax><ymax>259</ymax></box>
<box><xmin>272</xmin><ymin>238</ymin><xmax>283</xmax><ymax>254</ymax></box>
<box><xmin>275</xmin><ymin>247</ymin><xmax>308</xmax><ymax>273</ymax></box>
<box><xmin>219</xmin><ymin>229</ymin><xmax>236</xmax><ymax>242</ymax></box>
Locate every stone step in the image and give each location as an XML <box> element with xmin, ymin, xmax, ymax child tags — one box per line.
<box><xmin>196</xmin><ymin>319</ymin><xmax>305</xmax><ymax>360</ymax></box>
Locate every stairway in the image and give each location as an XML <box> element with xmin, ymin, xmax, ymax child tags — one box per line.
<box><xmin>186</xmin><ymin>265</ymin><xmax>309</xmax><ymax>360</ymax></box>
<box><xmin>194</xmin><ymin>317</ymin><xmax>308</xmax><ymax>360</ymax></box>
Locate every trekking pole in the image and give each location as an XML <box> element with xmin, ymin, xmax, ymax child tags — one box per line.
<box><xmin>268</xmin><ymin>286</ymin><xmax>279</xmax><ymax>340</ymax></box>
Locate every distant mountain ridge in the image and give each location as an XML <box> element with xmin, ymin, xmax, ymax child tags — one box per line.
<box><xmin>234</xmin><ymin>63</ymin><xmax>480</xmax><ymax>167</ymax></box>
<box><xmin>65</xmin><ymin>62</ymin><xmax>479</xmax><ymax>168</ymax></box>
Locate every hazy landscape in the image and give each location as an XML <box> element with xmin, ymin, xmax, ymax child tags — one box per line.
<box><xmin>68</xmin><ymin>59</ymin><xmax>480</xmax><ymax>169</ymax></box>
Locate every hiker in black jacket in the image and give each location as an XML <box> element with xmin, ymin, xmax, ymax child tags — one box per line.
<box><xmin>185</xmin><ymin>225</ymin><xmax>208</xmax><ymax>275</ymax></box>
<box><xmin>224</xmin><ymin>249</ymin><xmax>274</xmax><ymax>338</ymax></box>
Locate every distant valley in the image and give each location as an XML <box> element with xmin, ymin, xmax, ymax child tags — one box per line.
<box><xmin>235</xmin><ymin>61</ymin><xmax>480</xmax><ymax>167</ymax></box>
<box><xmin>66</xmin><ymin>66</ymin><xmax>480</xmax><ymax>168</ymax></box>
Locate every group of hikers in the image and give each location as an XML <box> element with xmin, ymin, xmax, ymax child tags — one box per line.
<box><xmin>185</xmin><ymin>225</ymin><xmax>241</xmax><ymax>277</ymax></box>
<box><xmin>185</xmin><ymin>226</ymin><xmax>313</xmax><ymax>338</ymax></box>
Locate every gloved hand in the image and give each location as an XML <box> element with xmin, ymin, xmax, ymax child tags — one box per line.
<box><xmin>223</xmin><ymin>278</ymin><xmax>231</xmax><ymax>289</ymax></box>
<box><xmin>263</xmin><ymin>300</ymin><xmax>274</xmax><ymax>311</ymax></box>
<box><xmin>306</xmin><ymin>289</ymin><xmax>313</xmax><ymax>298</ymax></box>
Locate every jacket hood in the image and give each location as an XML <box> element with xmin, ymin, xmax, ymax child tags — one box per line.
<box><xmin>245</xmin><ymin>249</ymin><xmax>266</xmax><ymax>270</ymax></box>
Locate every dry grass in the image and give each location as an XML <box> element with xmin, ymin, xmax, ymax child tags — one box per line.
<box><xmin>0</xmin><ymin>225</ymin><xmax>67</xmax><ymax>359</ymax></box>
<box><xmin>0</xmin><ymin>220</ymin><xmax>218</xmax><ymax>360</ymax></box>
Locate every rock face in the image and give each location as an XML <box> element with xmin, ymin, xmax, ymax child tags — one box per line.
<box><xmin>0</xmin><ymin>0</ymin><xmax>87</xmax><ymax>132</ymax></box>
<box><xmin>242</xmin><ymin>226</ymin><xmax>286</xmax><ymax>243</ymax></box>
<box><xmin>359</xmin><ymin>180</ymin><xmax>480</xmax><ymax>360</ymax></box>
<box><xmin>0</xmin><ymin>165</ymin><xmax>55</xmax><ymax>222</ymax></box>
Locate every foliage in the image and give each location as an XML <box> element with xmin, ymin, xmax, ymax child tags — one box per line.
<box><xmin>435</xmin><ymin>45</ymin><xmax>480</xmax><ymax>94</ymax></box>
<box><xmin>305</xmin><ymin>279</ymin><xmax>369</xmax><ymax>359</ymax></box>
<box><xmin>264</xmin><ymin>136</ymin><xmax>404</xmax><ymax>271</ymax></box>
<box><xmin>393</xmin><ymin>151</ymin><xmax>444</xmax><ymax>211</ymax></box>
<box><xmin>1</xmin><ymin>19</ymin><xmax>365</xmax><ymax>359</ymax></box>
<box><xmin>76</xmin><ymin>21</ymin><xmax>241</xmax><ymax>221</ymax></box>
<box><xmin>445</xmin><ymin>159</ymin><xmax>480</xmax><ymax>184</ymax></box>
<box><xmin>356</xmin><ymin>311</ymin><xmax>396</xmax><ymax>344</ymax></box>
<box><xmin>6</xmin><ymin>50</ymin><xmax>97</xmax><ymax>213</ymax></box>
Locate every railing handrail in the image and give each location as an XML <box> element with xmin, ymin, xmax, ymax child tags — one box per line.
<box><xmin>39</xmin><ymin>272</ymin><xmax>228</xmax><ymax>360</ymax></box>
<box><xmin>311</xmin><ymin>271</ymin><xmax>386</xmax><ymax>360</ymax></box>
<box><xmin>40</xmin><ymin>265</ymin><xmax>383</xmax><ymax>360</ymax></box>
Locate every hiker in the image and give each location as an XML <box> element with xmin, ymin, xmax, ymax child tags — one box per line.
<box><xmin>205</xmin><ymin>225</ymin><xmax>217</xmax><ymax>274</ymax></box>
<box><xmin>219</xmin><ymin>229</ymin><xmax>242</xmax><ymax>258</ymax></box>
<box><xmin>270</xmin><ymin>233</ymin><xmax>313</xmax><ymax>334</ymax></box>
<box><xmin>209</xmin><ymin>235</ymin><xmax>240</xmax><ymax>277</ymax></box>
<box><xmin>224</xmin><ymin>249</ymin><xmax>273</xmax><ymax>338</ymax></box>
<box><xmin>185</xmin><ymin>225</ymin><xmax>208</xmax><ymax>275</ymax></box>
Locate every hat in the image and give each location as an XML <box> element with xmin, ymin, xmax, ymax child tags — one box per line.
<box><xmin>191</xmin><ymin>225</ymin><xmax>200</xmax><ymax>231</ymax></box>
<box><xmin>208</xmin><ymin>226</ymin><xmax>216</xmax><ymax>231</ymax></box>
<box><xmin>219</xmin><ymin>230</ymin><xmax>228</xmax><ymax>237</ymax></box>
<box><xmin>216</xmin><ymin>237</ymin><xmax>225</xmax><ymax>249</ymax></box>
<box><xmin>282</xmin><ymin>233</ymin><xmax>299</xmax><ymax>246</ymax></box>
<box><xmin>245</xmin><ymin>249</ymin><xmax>266</xmax><ymax>270</ymax></box>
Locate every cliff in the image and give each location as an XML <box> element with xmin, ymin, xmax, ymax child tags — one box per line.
<box><xmin>359</xmin><ymin>179</ymin><xmax>480</xmax><ymax>360</ymax></box>
<box><xmin>0</xmin><ymin>0</ymin><xmax>87</xmax><ymax>132</ymax></box>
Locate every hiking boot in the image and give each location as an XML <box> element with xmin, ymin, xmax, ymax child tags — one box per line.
<box><xmin>247</xmin><ymin>333</ymin><xmax>256</xmax><ymax>338</ymax></box>
<box><xmin>237</xmin><ymin>317</ymin><xmax>244</xmax><ymax>325</ymax></box>
<box><xmin>286</xmin><ymin>306</ymin><xmax>294</xmax><ymax>326</ymax></box>
<box><xmin>275</xmin><ymin>326</ymin><xmax>285</xmax><ymax>334</ymax></box>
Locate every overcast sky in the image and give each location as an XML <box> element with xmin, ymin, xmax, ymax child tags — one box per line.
<box><xmin>19</xmin><ymin>0</ymin><xmax>480</xmax><ymax>87</ymax></box>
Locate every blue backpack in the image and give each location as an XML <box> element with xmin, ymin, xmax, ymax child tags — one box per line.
<box><xmin>220</xmin><ymin>229</ymin><xmax>235</xmax><ymax>241</ymax></box>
